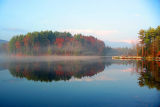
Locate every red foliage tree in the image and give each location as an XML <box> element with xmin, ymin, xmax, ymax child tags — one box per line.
<box><xmin>34</xmin><ymin>42</ymin><xmax>40</xmax><ymax>53</ymax></box>
<box><xmin>15</xmin><ymin>41</ymin><xmax>21</xmax><ymax>49</ymax></box>
<box><xmin>24</xmin><ymin>35</ymin><xmax>30</xmax><ymax>46</ymax></box>
<box><xmin>54</xmin><ymin>38</ymin><xmax>65</xmax><ymax>48</ymax></box>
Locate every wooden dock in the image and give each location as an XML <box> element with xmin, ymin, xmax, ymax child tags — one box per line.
<box><xmin>112</xmin><ymin>56</ymin><xmax>160</xmax><ymax>61</ymax></box>
<box><xmin>112</xmin><ymin>56</ymin><xmax>143</xmax><ymax>60</ymax></box>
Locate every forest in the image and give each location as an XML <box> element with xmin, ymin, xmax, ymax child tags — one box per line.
<box><xmin>8</xmin><ymin>31</ymin><xmax>106</xmax><ymax>56</ymax></box>
<box><xmin>138</xmin><ymin>26</ymin><xmax>160</xmax><ymax>57</ymax></box>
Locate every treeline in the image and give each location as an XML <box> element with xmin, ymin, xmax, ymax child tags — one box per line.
<box><xmin>8</xmin><ymin>31</ymin><xmax>106</xmax><ymax>56</ymax></box>
<box><xmin>138</xmin><ymin>26</ymin><xmax>160</xmax><ymax>57</ymax></box>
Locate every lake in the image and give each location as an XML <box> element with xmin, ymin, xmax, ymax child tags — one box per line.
<box><xmin>0</xmin><ymin>56</ymin><xmax>160</xmax><ymax>107</ymax></box>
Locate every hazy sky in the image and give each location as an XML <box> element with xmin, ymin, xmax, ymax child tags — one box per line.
<box><xmin>0</xmin><ymin>0</ymin><xmax>160</xmax><ymax>43</ymax></box>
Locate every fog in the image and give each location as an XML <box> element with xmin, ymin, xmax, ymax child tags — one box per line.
<box><xmin>0</xmin><ymin>55</ymin><xmax>109</xmax><ymax>62</ymax></box>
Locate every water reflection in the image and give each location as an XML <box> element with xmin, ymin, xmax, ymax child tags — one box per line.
<box><xmin>5</xmin><ymin>60</ymin><xmax>106</xmax><ymax>82</ymax></box>
<box><xmin>136</xmin><ymin>61</ymin><xmax>160</xmax><ymax>90</ymax></box>
<box><xmin>0</xmin><ymin>58</ymin><xmax>160</xmax><ymax>91</ymax></box>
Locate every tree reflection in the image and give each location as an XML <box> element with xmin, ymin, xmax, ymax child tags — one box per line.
<box><xmin>7</xmin><ymin>60</ymin><xmax>106</xmax><ymax>82</ymax></box>
<box><xmin>136</xmin><ymin>61</ymin><xmax>160</xmax><ymax>90</ymax></box>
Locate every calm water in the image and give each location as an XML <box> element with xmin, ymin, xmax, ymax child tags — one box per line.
<box><xmin>0</xmin><ymin>57</ymin><xmax>160</xmax><ymax>107</ymax></box>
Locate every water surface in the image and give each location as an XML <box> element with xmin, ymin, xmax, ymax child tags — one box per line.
<box><xmin>0</xmin><ymin>57</ymin><xmax>160</xmax><ymax>107</ymax></box>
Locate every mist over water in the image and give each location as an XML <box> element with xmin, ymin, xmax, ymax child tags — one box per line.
<box><xmin>0</xmin><ymin>55</ymin><xmax>110</xmax><ymax>63</ymax></box>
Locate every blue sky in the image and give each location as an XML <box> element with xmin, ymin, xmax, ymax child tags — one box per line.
<box><xmin>0</xmin><ymin>0</ymin><xmax>160</xmax><ymax>44</ymax></box>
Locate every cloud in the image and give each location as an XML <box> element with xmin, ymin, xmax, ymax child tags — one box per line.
<box><xmin>1</xmin><ymin>28</ymin><xmax>27</xmax><ymax>33</ymax></box>
<box><xmin>135</xmin><ymin>14</ymin><xmax>141</xmax><ymax>17</ymax></box>
<box><xmin>61</xmin><ymin>29</ymin><xmax>118</xmax><ymax>41</ymax></box>
<box><xmin>109</xmin><ymin>39</ymin><xmax>138</xmax><ymax>44</ymax></box>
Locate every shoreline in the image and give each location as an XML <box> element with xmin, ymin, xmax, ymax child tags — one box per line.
<box><xmin>112</xmin><ymin>56</ymin><xmax>160</xmax><ymax>61</ymax></box>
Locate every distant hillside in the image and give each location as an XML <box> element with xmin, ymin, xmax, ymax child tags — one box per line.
<box><xmin>0</xmin><ymin>39</ymin><xmax>8</xmax><ymax>44</ymax></box>
<box><xmin>0</xmin><ymin>39</ymin><xmax>8</xmax><ymax>54</ymax></box>
<box><xmin>105</xmin><ymin>40</ymin><xmax>131</xmax><ymax>48</ymax></box>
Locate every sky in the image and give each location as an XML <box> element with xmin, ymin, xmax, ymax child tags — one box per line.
<box><xmin>0</xmin><ymin>0</ymin><xmax>160</xmax><ymax>45</ymax></box>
